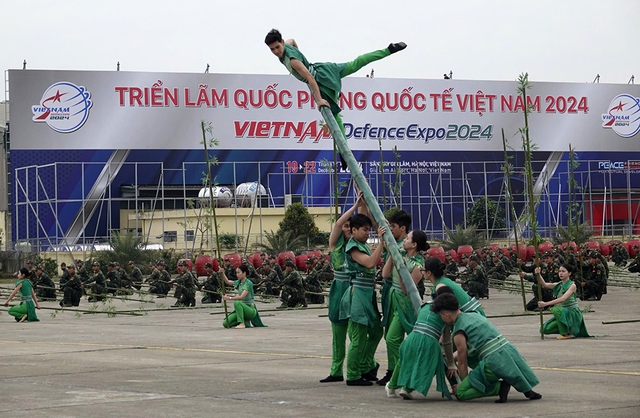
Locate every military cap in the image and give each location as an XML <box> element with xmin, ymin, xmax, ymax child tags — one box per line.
<box><xmin>108</xmin><ymin>262</ymin><xmax>115</xmax><ymax>267</ymax></box>
<box><xmin>128</xmin><ymin>260</ymin><xmax>134</xmax><ymax>265</ymax></box>
<box><xmin>178</xmin><ymin>260</ymin><xmax>189</xmax><ymax>266</ymax></box>
<box><xmin>242</xmin><ymin>257</ymin><xmax>249</xmax><ymax>262</ymax></box>
<box><xmin>156</xmin><ymin>259</ymin><xmax>165</xmax><ymax>266</ymax></box>
<box><xmin>306</xmin><ymin>258</ymin><xmax>313</xmax><ymax>264</ymax></box>
<box><xmin>113</xmin><ymin>261</ymin><xmax>120</xmax><ymax>266</ymax></box>
<box><xmin>461</xmin><ymin>254</ymin><xmax>469</xmax><ymax>259</ymax></box>
<box><xmin>262</xmin><ymin>260</ymin><xmax>270</xmax><ymax>266</ymax></box>
<box><xmin>67</xmin><ymin>264</ymin><xmax>76</xmax><ymax>270</ymax></box>
<box><xmin>269</xmin><ymin>254</ymin><xmax>276</xmax><ymax>259</ymax></box>
<box><xmin>92</xmin><ymin>262</ymin><xmax>100</xmax><ymax>267</ymax></box>
<box><xmin>469</xmin><ymin>255</ymin><xmax>479</xmax><ymax>262</ymax></box>
<box><xmin>588</xmin><ymin>251</ymin><xmax>598</xmax><ymax>258</ymax></box>
<box><xmin>633</xmin><ymin>244</ymin><xmax>639</xmax><ymax>249</ymax></box>
<box><xmin>284</xmin><ymin>260</ymin><xmax>295</xmax><ymax>268</ymax></box>
<box><xmin>35</xmin><ymin>265</ymin><xmax>44</xmax><ymax>270</ymax></box>
<box><xmin>224</xmin><ymin>257</ymin><xmax>231</xmax><ymax>261</ymax></box>
<box><xmin>204</xmin><ymin>262</ymin><xmax>213</xmax><ymax>268</ymax></box>
<box><xmin>76</xmin><ymin>259</ymin><xmax>83</xmax><ymax>264</ymax></box>
<box><xmin>543</xmin><ymin>251</ymin><xmax>553</xmax><ymax>257</ymax></box>
<box><xmin>26</xmin><ymin>260</ymin><xmax>33</xmax><ymax>264</ymax></box>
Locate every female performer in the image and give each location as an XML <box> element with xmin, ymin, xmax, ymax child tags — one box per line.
<box><xmin>423</xmin><ymin>258</ymin><xmax>485</xmax><ymax>317</ymax></box>
<box><xmin>4</xmin><ymin>267</ymin><xmax>41</xmax><ymax>322</ymax></box>
<box><xmin>221</xmin><ymin>264</ymin><xmax>266</xmax><ymax>329</ymax></box>
<box><xmin>537</xmin><ymin>264</ymin><xmax>590</xmax><ymax>339</ymax></box>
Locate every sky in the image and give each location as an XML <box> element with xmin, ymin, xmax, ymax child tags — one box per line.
<box><xmin>2</xmin><ymin>0</ymin><xmax>639</xmax><ymax>95</ymax></box>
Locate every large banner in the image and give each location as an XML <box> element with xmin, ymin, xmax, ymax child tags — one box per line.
<box><xmin>9</xmin><ymin>70</ymin><xmax>640</xmax><ymax>151</ymax></box>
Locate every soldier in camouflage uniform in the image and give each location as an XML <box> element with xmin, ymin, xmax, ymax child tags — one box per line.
<box><xmin>269</xmin><ymin>255</ymin><xmax>285</xmax><ymax>282</ymax></box>
<box><xmin>628</xmin><ymin>245</ymin><xmax>640</xmax><ymax>273</ymax></box>
<box><xmin>60</xmin><ymin>264</ymin><xmax>83</xmax><ymax>307</ymax></box>
<box><xmin>499</xmin><ymin>251</ymin><xmax>514</xmax><ymax>272</ymax></box>
<box><xmin>242</xmin><ymin>257</ymin><xmax>261</xmax><ymax>281</ymax></box>
<box><xmin>304</xmin><ymin>259</ymin><xmax>325</xmax><ymax>304</ymax></box>
<box><xmin>33</xmin><ymin>265</ymin><xmax>57</xmax><ymax>301</ymax></box>
<box><xmin>59</xmin><ymin>262</ymin><xmax>69</xmax><ymax>287</ymax></box>
<box><xmin>444</xmin><ymin>251</ymin><xmax>459</xmax><ymax>280</ymax></box>
<box><xmin>114</xmin><ymin>262</ymin><xmax>132</xmax><ymax>292</ymax></box>
<box><xmin>277</xmin><ymin>260</ymin><xmax>307</xmax><ymax>308</ymax></box>
<box><xmin>128</xmin><ymin>261</ymin><xmax>144</xmax><ymax>290</ymax></box>
<box><xmin>255</xmin><ymin>261</ymin><xmax>280</xmax><ymax>297</ymax></box>
<box><xmin>86</xmin><ymin>262</ymin><xmax>107</xmax><ymax>302</ymax></box>
<box><xmin>580</xmin><ymin>252</ymin><xmax>606</xmax><ymax>300</ymax></box>
<box><xmin>75</xmin><ymin>260</ymin><xmax>90</xmax><ymax>284</ymax></box>
<box><xmin>519</xmin><ymin>252</ymin><xmax>559</xmax><ymax>311</ymax></box>
<box><xmin>172</xmin><ymin>260</ymin><xmax>197</xmax><ymax>307</ymax></box>
<box><xmin>486</xmin><ymin>252</ymin><xmax>508</xmax><ymax>285</ymax></box>
<box><xmin>105</xmin><ymin>262</ymin><xmax>120</xmax><ymax>294</ymax></box>
<box><xmin>26</xmin><ymin>260</ymin><xmax>36</xmax><ymax>284</ymax></box>
<box><xmin>223</xmin><ymin>257</ymin><xmax>238</xmax><ymax>282</ymax></box>
<box><xmin>148</xmin><ymin>261</ymin><xmax>171</xmax><ymax>297</ymax></box>
<box><xmin>462</xmin><ymin>255</ymin><xmax>489</xmax><ymax>299</ymax></box>
<box><xmin>611</xmin><ymin>243</ymin><xmax>629</xmax><ymax>267</ymax></box>
<box><xmin>201</xmin><ymin>262</ymin><xmax>222</xmax><ymax>303</ymax></box>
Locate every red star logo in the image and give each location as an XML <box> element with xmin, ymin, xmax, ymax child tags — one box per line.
<box><xmin>51</xmin><ymin>90</ymin><xmax>65</xmax><ymax>103</ymax></box>
<box><xmin>611</xmin><ymin>101</ymin><xmax>624</xmax><ymax>112</ymax></box>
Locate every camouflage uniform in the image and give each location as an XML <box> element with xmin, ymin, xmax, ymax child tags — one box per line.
<box><xmin>201</xmin><ymin>267</ymin><xmax>222</xmax><ymax>304</ymax></box>
<box><xmin>279</xmin><ymin>263</ymin><xmax>306</xmax><ymax>308</ymax></box>
<box><xmin>86</xmin><ymin>263</ymin><xmax>107</xmax><ymax>302</ymax></box>
<box><xmin>462</xmin><ymin>257</ymin><xmax>489</xmax><ymax>299</ymax></box>
<box><xmin>580</xmin><ymin>254</ymin><xmax>606</xmax><ymax>300</ymax></box>
<box><xmin>305</xmin><ymin>264</ymin><xmax>325</xmax><ymax>304</ymax></box>
<box><xmin>172</xmin><ymin>263</ymin><xmax>197</xmax><ymax>307</ymax></box>
<box><xmin>128</xmin><ymin>263</ymin><xmax>144</xmax><ymax>290</ymax></box>
<box><xmin>105</xmin><ymin>264</ymin><xmax>120</xmax><ymax>294</ymax></box>
<box><xmin>60</xmin><ymin>268</ymin><xmax>83</xmax><ymax>307</ymax></box>
<box><xmin>33</xmin><ymin>268</ymin><xmax>57</xmax><ymax>300</ymax></box>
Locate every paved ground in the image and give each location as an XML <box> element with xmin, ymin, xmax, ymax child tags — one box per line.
<box><xmin>1</xmin><ymin>284</ymin><xmax>639</xmax><ymax>418</ymax></box>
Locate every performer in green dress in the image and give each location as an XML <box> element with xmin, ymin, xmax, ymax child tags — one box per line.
<box><xmin>320</xmin><ymin>192</ymin><xmax>368</xmax><ymax>383</ymax></box>
<box><xmin>385</xmin><ymin>286</ymin><xmax>456</xmax><ymax>400</ymax></box>
<box><xmin>265</xmin><ymin>29</ymin><xmax>406</xmax><ymax>164</ymax></box>
<box><xmin>537</xmin><ymin>263</ymin><xmax>590</xmax><ymax>339</ymax></box>
<box><xmin>432</xmin><ymin>293</ymin><xmax>542</xmax><ymax>403</ymax></box>
<box><xmin>4</xmin><ymin>268</ymin><xmax>41</xmax><ymax>322</ymax></box>
<box><xmin>221</xmin><ymin>264</ymin><xmax>266</xmax><ymax>329</ymax></box>
<box><xmin>339</xmin><ymin>214</ymin><xmax>386</xmax><ymax>386</ymax></box>
<box><xmin>377</xmin><ymin>209</ymin><xmax>412</xmax><ymax>386</ymax></box>
<box><xmin>424</xmin><ymin>257</ymin><xmax>485</xmax><ymax>317</ymax></box>
<box><xmin>379</xmin><ymin>229</ymin><xmax>428</xmax><ymax>387</ymax></box>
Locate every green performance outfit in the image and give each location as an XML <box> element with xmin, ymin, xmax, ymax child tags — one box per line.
<box><xmin>339</xmin><ymin>238</ymin><xmax>383</xmax><ymax>381</ymax></box>
<box><xmin>453</xmin><ymin>312</ymin><xmax>539</xmax><ymax>401</ymax></box>
<box><xmin>385</xmin><ymin>252</ymin><xmax>424</xmax><ymax>375</ymax></box>
<box><xmin>280</xmin><ymin>43</ymin><xmax>391</xmax><ymax>138</ymax></box>
<box><xmin>8</xmin><ymin>279</ymin><xmax>39</xmax><ymax>322</ymax></box>
<box><xmin>388</xmin><ymin>304</ymin><xmax>451</xmax><ymax>399</ymax></box>
<box><xmin>326</xmin><ymin>233</ymin><xmax>351</xmax><ymax>379</ymax></box>
<box><xmin>381</xmin><ymin>237</ymin><xmax>406</xmax><ymax>331</ymax></box>
<box><xmin>542</xmin><ymin>280</ymin><xmax>590</xmax><ymax>338</ymax></box>
<box><xmin>222</xmin><ymin>279</ymin><xmax>266</xmax><ymax>328</ymax></box>
<box><xmin>432</xmin><ymin>277</ymin><xmax>485</xmax><ymax>317</ymax></box>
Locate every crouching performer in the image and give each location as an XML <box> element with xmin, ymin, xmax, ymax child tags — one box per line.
<box><xmin>221</xmin><ymin>264</ymin><xmax>266</xmax><ymax>329</ymax></box>
<box><xmin>431</xmin><ymin>293</ymin><xmax>542</xmax><ymax>403</ymax></box>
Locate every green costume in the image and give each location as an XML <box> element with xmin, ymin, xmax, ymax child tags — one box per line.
<box><xmin>326</xmin><ymin>234</ymin><xmax>351</xmax><ymax>379</ymax></box>
<box><xmin>280</xmin><ymin>43</ymin><xmax>391</xmax><ymax>139</ymax></box>
<box><xmin>339</xmin><ymin>238</ymin><xmax>383</xmax><ymax>381</ymax></box>
<box><xmin>381</xmin><ymin>237</ymin><xmax>406</xmax><ymax>331</ymax></box>
<box><xmin>8</xmin><ymin>279</ymin><xmax>39</xmax><ymax>322</ymax></box>
<box><xmin>385</xmin><ymin>252</ymin><xmax>424</xmax><ymax>375</ymax></box>
<box><xmin>222</xmin><ymin>279</ymin><xmax>266</xmax><ymax>328</ymax></box>
<box><xmin>542</xmin><ymin>280</ymin><xmax>590</xmax><ymax>338</ymax></box>
<box><xmin>431</xmin><ymin>277</ymin><xmax>485</xmax><ymax>317</ymax></box>
<box><xmin>388</xmin><ymin>304</ymin><xmax>451</xmax><ymax>399</ymax></box>
<box><xmin>453</xmin><ymin>312</ymin><xmax>539</xmax><ymax>401</ymax></box>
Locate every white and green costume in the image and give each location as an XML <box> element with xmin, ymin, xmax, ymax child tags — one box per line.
<box><xmin>542</xmin><ymin>280</ymin><xmax>590</xmax><ymax>337</ymax></box>
<box><xmin>454</xmin><ymin>312</ymin><xmax>539</xmax><ymax>401</ymax></box>
<box><xmin>222</xmin><ymin>279</ymin><xmax>266</xmax><ymax>328</ymax></box>
<box><xmin>339</xmin><ymin>238</ymin><xmax>383</xmax><ymax>381</ymax></box>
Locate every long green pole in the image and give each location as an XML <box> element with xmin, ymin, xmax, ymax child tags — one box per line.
<box><xmin>320</xmin><ymin>107</ymin><xmax>421</xmax><ymax>313</ymax></box>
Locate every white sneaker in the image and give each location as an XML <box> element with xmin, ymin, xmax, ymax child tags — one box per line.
<box><xmin>385</xmin><ymin>382</ymin><xmax>398</xmax><ymax>398</ymax></box>
<box><xmin>399</xmin><ymin>388</ymin><xmax>414</xmax><ymax>400</ymax></box>
<box><xmin>399</xmin><ymin>388</ymin><xmax>426</xmax><ymax>400</ymax></box>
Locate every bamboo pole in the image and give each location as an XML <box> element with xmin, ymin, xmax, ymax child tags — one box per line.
<box><xmin>517</xmin><ymin>73</ymin><xmax>545</xmax><ymax>340</ymax></box>
<box><xmin>201</xmin><ymin>121</ymin><xmax>230</xmax><ymax>325</ymax></box>
<box><xmin>602</xmin><ymin>319</ymin><xmax>640</xmax><ymax>325</ymax></box>
<box><xmin>319</xmin><ymin>106</ymin><xmax>421</xmax><ymax>314</ymax></box>
<box><xmin>502</xmin><ymin>128</ymin><xmax>528</xmax><ymax>312</ymax></box>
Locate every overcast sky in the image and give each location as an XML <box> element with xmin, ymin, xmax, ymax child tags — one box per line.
<box><xmin>2</xmin><ymin>0</ymin><xmax>638</xmax><ymax>90</ymax></box>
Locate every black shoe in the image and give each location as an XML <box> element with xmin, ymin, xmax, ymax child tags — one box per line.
<box><xmin>524</xmin><ymin>390</ymin><xmax>542</xmax><ymax>400</ymax></box>
<box><xmin>495</xmin><ymin>380</ymin><xmax>511</xmax><ymax>403</ymax></box>
<box><xmin>346</xmin><ymin>378</ymin><xmax>373</xmax><ymax>386</ymax></box>
<box><xmin>388</xmin><ymin>42</ymin><xmax>407</xmax><ymax>54</ymax></box>
<box><xmin>320</xmin><ymin>375</ymin><xmax>344</xmax><ymax>383</ymax></box>
<box><xmin>362</xmin><ymin>362</ymin><xmax>380</xmax><ymax>381</ymax></box>
<box><xmin>376</xmin><ymin>370</ymin><xmax>393</xmax><ymax>386</ymax></box>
